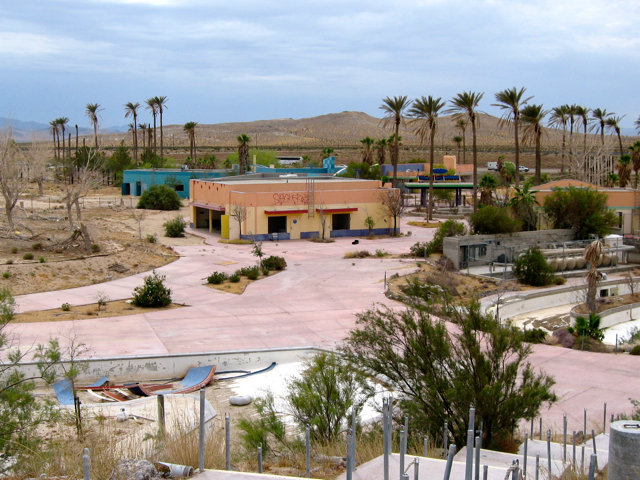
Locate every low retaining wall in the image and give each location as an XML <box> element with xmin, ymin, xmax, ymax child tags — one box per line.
<box><xmin>16</xmin><ymin>346</ymin><xmax>326</xmax><ymax>386</ymax></box>
<box><xmin>570</xmin><ymin>300</ymin><xmax>640</xmax><ymax>329</ymax></box>
<box><xmin>488</xmin><ymin>279</ymin><xmax>633</xmax><ymax>322</ymax></box>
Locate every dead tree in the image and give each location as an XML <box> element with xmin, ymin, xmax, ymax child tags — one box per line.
<box><xmin>61</xmin><ymin>149</ymin><xmax>103</xmax><ymax>229</ymax></box>
<box><xmin>0</xmin><ymin>127</ymin><xmax>30</xmax><ymax>232</ymax></box>
<box><xmin>22</xmin><ymin>135</ymin><xmax>51</xmax><ymax>197</ymax></box>
<box><xmin>585</xmin><ymin>240</ymin><xmax>604</xmax><ymax>313</ymax></box>
<box><xmin>379</xmin><ymin>189</ymin><xmax>405</xmax><ymax>236</ymax></box>
<box><xmin>229</xmin><ymin>202</ymin><xmax>248</xmax><ymax>238</ymax></box>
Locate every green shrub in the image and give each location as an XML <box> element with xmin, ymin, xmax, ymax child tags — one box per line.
<box><xmin>410</xmin><ymin>242</ymin><xmax>429</xmax><ymax>257</ymax></box>
<box><xmin>91</xmin><ymin>244</ymin><xmax>101</xmax><ymax>253</ymax></box>
<box><xmin>31</xmin><ymin>242</ymin><xmax>42</xmax><ymax>250</ymax></box>
<box><xmin>262</xmin><ymin>267</ymin><xmax>269</xmax><ymax>277</ymax></box>
<box><xmin>163</xmin><ymin>215</ymin><xmax>187</xmax><ymax>238</ymax></box>
<box><xmin>131</xmin><ymin>271</ymin><xmax>172</xmax><ymax>308</ymax></box>
<box><xmin>38</xmin><ymin>257</ymin><xmax>46</xmax><ymax>263</ymax></box>
<box><xmin>262</xmin><ymin>255</ymin><xmax>287</xmax><ymax>271</ymax></box>
<box><xmin>2</xmin><ymin>272</ymin><xmax>9</xmax><ymax>279</ymax></box>
<box><xmin>10</xmin><ymin>247</ymin><xmax>18</xmax><ymax>254</ymax></box>
<box><xmin>513</xmin><ymin>247</ymin><xmax>553</xmax><ymax>287</ymax></box>
<box><xmin>229</xmin><ymin>273</ymin><xmax>241</xmax><ymax>283</ymax></box>
<box><xmin>523</xmin><ymin>328</ymin><xmax>548</xmax><ymax>344</ymax></box>
<box><xmin>428</xmin><ymin>219</ymin><xmax>466</xmax><ymax>254</ymax></box>
<box><xmin>22</xmin><ymin>253</ymin><xmax>34</xmax><ymax>260</ymax></box>
<box><xmin>630</xmin><ymin>345</ymin><xmax>640</xmax><ymax>356</ymax></box>
<box><xmin>136</xmin><ymin>184</ymin><xmax>183</xmax><ymax>210</ymax></box>
<box><xmin>146</xmin><ymin>234</ymin><xmax>158</xmax><ymax>244</ymax></box>
<box><xmin>470</xmin><ymin>206</ymin><xmax>521</xmax><ymax>235</ymax></box>
<box><xmin>246</xmin><ymin>266</ymin><xmax>260</xmax><ymax>280</ymax></box>
<box><xmin>207</xmin><ymin>271</ymin><xmax>227</xmax><ymax>285</ymax></box>
<box><xmin>5</xmin><ymin>260</ymin><xmax>13</xmax><ymax>265</ymax></box>
<box><xmin>375</xmin><ymin>249</ymin><xmax>387</xmax><ymax>257</ymax></box>
<box><xmin>61</xmin><ymin>303</ymin><xmax>71</xmax><ymax>311</ymax></box>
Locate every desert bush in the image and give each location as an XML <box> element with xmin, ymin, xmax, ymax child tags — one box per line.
<box><xmin>22</xmin><ymin>252</ymin><xmax>34</xmax><ymax>260</ymax></box>
<box><xmin>2</xmin><ymin>272</ymin><xmax>9</xmax><ymax>279</ymax></box>
<box><xmin>5</xmin><ymin>259</ymin><xmax>13</xmax><ymax>265</ymax></box>
<box><xmin>10</xmin><ymin>247</ymin><xmax>18</xmax><ymax>254</ymax></box>
<box><xmin>245</xmin><ymin>266</ymin><xmax>260</xmax><ymax>280</ymax></box>
<box><xmin>470</xmin><ymin>206</ymin><xmax>521</xmax><ymax>235</ymax></box>
<box><xmin>31</xmin><ymin>242</ymin><xmax>42</xmax><ymax>250</ymax></box>
<box><xmin>630</xmin><ymin>345</ymin><xmax>640</xmax><ymax>356</ymax></box>
<box><xmin>136</xmin><ymin>184</ymin><xmax>182</xmax><ymax>210</ymax></box>
<box><xmin>61</xmin><ymin>303</ymin><xmax>71</xmax><ymax>311</ymax></box>
<box><xmin>375</xmin><ymin>249</ymin><xmax>387</xmax><ymax>257</ymax></box>
<box><xmin>523</xmin><ymin>328</ymin><xmax>547</xmax><ymax>344</ymax></box>
<box><xmin>410</xmin><ymin>242</ymin><xmax>429</xmax><ymax>257</ymax></box>
<box><xmin>229</xmin><ymin>273</ymin><xmax>241</xmax><ymax>283</ymax></box>
<box><xmin>131</xmin><ymin>271</ymin><xmax>172</xmax><ymax>308</ymax></box>
<box><xmin>555</xmin><ymin>276</ymin><xmax>567</xmax><ymax>285</ymax></box>
<box><xmin>344</xmin><ymin>250</ymin><xmax>371</xmax><ymax>259</ymax></box>
<box><xmin>262</xmin><ymin>267</ymin><xmax>269</xmax><ymax>277</ymax></box>
<box><xmin>163</xmin><ymin>215</ymin><xmax>187</xmax><ymax>238</ymax></box>
<box><xmin>261</xmin><ymin>255</ymin><xmax>287</xmax><ymax>271</ymax></box>
<box><xmin>428</xmin><ymin>219</ymin><xmax>467</xmax><ymax>255</ymax></box>
<box><xmin>146</xmin><ymin>234</ymin><xmax>158</xmax><ymax>244</ymax></box>
<box><xmin>207</xmin><ymin>271</ymin><xmax>227</xmax><ymax>285</ymax></box>
<box><xmin>91</xmin><ymin>244</ymin><xmax>100</xmax><ymax>253</ymax></box>
<box><xmin>38</xmin><ymin>257</ymin><xmax>46</xmax><ymax>263</ymax></box>
<box><xmin>513</xmin><ymin>247</ymin><xmax>553</xmax><ymax>287</ymax></box>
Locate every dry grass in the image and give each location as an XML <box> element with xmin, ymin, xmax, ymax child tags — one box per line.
<box><xmin>218</xmin><ymin>238</ymin><xmax>254</xmax><ymax>245</ymax></box>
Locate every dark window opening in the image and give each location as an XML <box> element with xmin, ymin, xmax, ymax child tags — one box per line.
<box><xmin>175</xmin><ymin>184</ymin><xmax>184</xmax><ymax>192</ymax></box>
<box><xmin>268</xmin><ymin>216</ymin><xmax>287</xmax><ymax>234</ymax></box>
<box><xmin>332</xmin><ymin>213</ymin><xmax>350</xmax><ymax>230</ymax></box>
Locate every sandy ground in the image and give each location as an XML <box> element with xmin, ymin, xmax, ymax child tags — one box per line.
<box><xmin>1</xmin><ymin>184</ymin><xmax>206</xmax><ymax>297</ymax></box>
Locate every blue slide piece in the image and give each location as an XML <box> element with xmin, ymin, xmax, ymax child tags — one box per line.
<box><xmin>53</xmin><ymin>378</ymin><xmax>75</xmax><ymax>405</ymax></box>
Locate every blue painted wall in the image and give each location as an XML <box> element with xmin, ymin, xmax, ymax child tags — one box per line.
<box><xmin>122</xmin><ymin>169</ymin><xmax>228</xmax><ymax>198</ymax></box>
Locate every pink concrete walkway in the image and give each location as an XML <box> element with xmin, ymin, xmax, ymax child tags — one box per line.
<box><xmin>8</xmin><ymin>224</ymin><xmax>640</xmax><ymax>432</ymax></box>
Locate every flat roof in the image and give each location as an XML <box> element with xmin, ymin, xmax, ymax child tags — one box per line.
<box><xmin>406</xmin><ymin>183</ymin><xmax>474</xmax><ymax>189</ymax></box>
<box><xmin>196</xmin><ymin>175</ymin><xmax>379</xmax><ymax>186</ymax></box>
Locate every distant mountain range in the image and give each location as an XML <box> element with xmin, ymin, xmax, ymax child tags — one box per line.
<box><xmin>0</xmin><ymin>117</ymin><xmax>129</xmax><ymax>142</ymax></box>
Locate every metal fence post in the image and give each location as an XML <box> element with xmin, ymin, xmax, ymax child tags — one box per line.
<box><xmin>157</xmin><ymin>395</ymin><xmax>165</xmax><ymax>438</ymax></box>
<box><xmin>474</xmin><ymin>435</ymin><xmax>481</xmax><ymax>480</ymax></box>
<box><xmin>546</xmin><ymin>430</ymin><xmax>552</xmax><ymax>476</ymax></box>
<box><xmin>258</xmin><ymin>445</ymin><xmax>263</xmax><ymax>474</ymax></box>
<box><xmin>306</xmin><ymin>425</ymin><xmax>310</xmax><ymax>478</ymax></box>
<box><xmin>199</xmin><ymin>389</ymin><xmax>205</xmax><ymax>472</ymax></box>
<box><xmin>443</xmin><ymin>445</ymin><xmax>457</xmax><ymax>480</ymax></box>
<box><xmin>383</xmin><ymin>398</ymin><xmax>389</xmax><ymax>480</ymax></box>
<box><xmin>563</xmin><ymin>414</ymin><xmax>567</xmax><ymax>463</ymax></box>
<box><xmin>400</xmin><ymin>427</ymin><xmax>406</xmax><ymax>479</ymax></box>
<box><xmin>82</xmin><ymin>448</ymin><xmax>90</xmax><ymax>480</ymax></box>
<box><xmin>522</xmin><ymin>432</ymin><xmax>528</xmax><ymax>479</ymax></box>
<box><xmin>225</xmin><ymin>412</ymin><xmax>231</xmax><ymax>470</ymax></box>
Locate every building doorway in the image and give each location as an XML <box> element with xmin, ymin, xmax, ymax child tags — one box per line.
<box><xmin>268</xmin><ymin>216</ymin><xmax>287</xmax><ymax>233</ymax></box>
<box><xmin>332</xmin><ymin>213</ymin><xmax>350</xmax><ymax>231</ymax></box>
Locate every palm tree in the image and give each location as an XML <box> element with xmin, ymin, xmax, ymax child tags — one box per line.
<box><xmin>549</xmin><ymin>106</ymin><xmax>569</xmax><ymax>174</ymax></box>
<box><xmin>479</xmin><ymin>173</ymin><xmax>497</xmax><ymax>206</ymax></box>
<box><xmin>57</xmin><ymin>117</ymin><xmax>69</xmax><ymax>161</ymax></box>
<box><xmin>508</xmin><ymin>183</ymin><xmax>539</xmax><ymax>231</ymax></box>
<box><xmin>237</xmin><ymin>134</ymin><xmax>251</xmax><ymax>174</ymax></box>
<box><xmin>567</xmin><ymin>104</ymin><xmax>578</xmax><ymax>165</ymax></box>
<box><xmin>145</xmin><ymin>98</ymin><xmax>158</xmax><ymax>155</ymax></box>
<box><xmin>360</xmin><ymin>136</ymin><xmax>375</xmax><ymax>164</ymax></box>
<box><xmin>380</xmin><ymin>96</ymin><xmax>412</xmax><ymax>187</ymax></box>
<box><xmin>521</xmin><ymin>104</ymin><xmax>548</xmax><ymax>185</ymax></box>
<box><xmin>591</xmin><ymin>108</ymin><xmax>613</xmax><ymax>147</ymax></box>
<box><xmin>138</xmin><ymin>123</ymin><xmax>147</xmax><ymax>157</ymax></box>
<box><xmin>49</xmin><ymin>120</ymin><xmax>60</xmax><ymax>161</ymax></box>
<box><xmin>606</xmin><ymin>172</ymin><xmax>619</xmax><ymax>188</ymax></box>
<box><xmin>124</xmin><ymin>102</ymin><xmax>140</xmax><ymax>164</ymax></box>
<box><xmin>321</xmin><ymin>147</ymin><xmax>335</xmax><ymax>159</ymax></box>
<box><xmin>183</xmin><ymin>122</ymin><xmax>198</xmax><ymax>163</ymax></box>
<box><xmin>635</xmin><ymin>115</ymin><xmax>640</xmax><ymax>134</ymax></box>
<box><xmin>409</xmin><ymin>95</ymin><xmax>446</xmax><ymax>220</ymax></box>
<box><xmin>85</xmin><ymin>103</ymin><xmax>103</xmax><ymax>149</ymax></box>
<box><xmin>453</xmin><ymin>136</ymin><xmax>463</xmax><ymax>161</ymax></box>
<box><xmin>446</xmin><ymin>91</ymin><xmax>484</xmax><ymax>213</ymax></box>
<box><xmin>630</xmin><ymin>141</ymin><xmax>640</xmax><ymax>188</ymax></box>
<box><xmin>455</xmin><ymin>119</ymin><xmax>467</xmax><ymax>164</ymax></box>
<box><xmin>492</xmin><ymin>87</ymin><xmax>532</xmax><ymax>187</ymax></box>
<box><xmin>618</xmin><ymin>155</ymin><xmax>632</xmax><ymax>188</ymax></box>
<box><xmin>154</xmin><ymin>96</ymin><xmax>168</xmax><ymax>160</ymax></box>
<box><xmin>375</xmin><ymin>138</ymin><xmax>387</xmax><ymax>165</ymax></box>
<box><xmin>606</xmin><ymin>116</ymin><xmax>626</xmax><ymax>157</ymax></box>
<box><xmin>575</xmin><ymin>105</ymin><xmax>590</xmax><ymax>154</ymax></box>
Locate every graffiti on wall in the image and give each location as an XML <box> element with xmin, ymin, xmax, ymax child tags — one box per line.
<box><xmin>273</xmin><ymin>193</ymin><xmax>308</xmax><ymax>206</ymax></box>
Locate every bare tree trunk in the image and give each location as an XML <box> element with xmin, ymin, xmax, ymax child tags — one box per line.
<box><xmin>80</xmin><ymin>223</ymin><xmax>92</xmax><ymax>252</ymax></box>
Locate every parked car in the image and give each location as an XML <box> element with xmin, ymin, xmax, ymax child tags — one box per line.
<box><xmin>519</xmin><ymin>166</ymin><xmax>530</xmax><ymax>172</ymax></box>
<box><xmin>487</xmin><ymin>162</ymin><xmax>498</xmax><ymax>171</ymax></box>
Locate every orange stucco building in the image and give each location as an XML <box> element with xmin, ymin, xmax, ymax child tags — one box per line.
<box><xmin>189</xmin><ymin>175</ymin><xmax>400</xmax><ymax>241</ymax></box>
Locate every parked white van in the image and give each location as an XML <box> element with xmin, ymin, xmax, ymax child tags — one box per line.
<box><xmin>487</xmin><ymin>162</ymin><xmax>498</xmax><ymax>171</ymax></box>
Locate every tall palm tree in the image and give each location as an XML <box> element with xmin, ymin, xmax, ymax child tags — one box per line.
<box><xmin>145</xmin><ymin>98</ymin><xmax>158</xmax><ymax>155</ymax></box>
<box><xmin>85</xmin><ymin>103</ymin><xmax>103</xmax><ymax>149</ymax></box>
<box><xmin>446</xmin><ymin>91</ymin><xmax>484</xmax><ymax>213</ymax></box>
<box><xmin>521</xmin><ymin>104</ymin><xmax>549</xmax><ymax>185</ymax></box>
<box><xmin>575</xmin><ymin>106</ymin><xmax>590</xmax><ymax>155</ymax></box>
<box><xmin>380</xmin><ymin>95</ymin><xmax>412</xmax><ymax>187</ymax></box>
<box><xmin>154</xmin><ymin>96</ymin><xmax>168</xmax><ymax>160</ymax></box>
<box><xmin>606</xmin><ymin>116</ymin><xmax>626</xmax><ymax>157</ymax></box>
<box><xmin>492</xmin><ymin>87</ymin><xmax>532</xmax><ymax>187</ymax></box>
<box><xmin>635</xmin><ymin>115</ymin><xmax>640</xmax><ymax>135</ymax></box>
<box><xmin>455</xmin><ymin>119</ymin><xmax>467</xmax><ymax>164</ymax></box>
<box><xmin>49</xmin><ymin>120</ymin><xmax>60</xmax><ymax>161</ymax></box>
<box><xmin>58</xmin><ymin>117</ymin><xmax>69</xmax><ymax>161</ymax></box>
<box><xmin>409</xmin><ymin>95</ymin><xmax>446</xmax><ymax>220</ymax></box>
<box><xmin>183</xmin><ymin>121</ymin><xmax>198</xmax><ymax>162</ymax></box>
<box><xmin>629</xmin><ymin>141</ymin><xmax>640</xmax><ymax>188</ymax></box>
<box><xmin>591</xmin><ymin>108</ymin><xmax>613</xmax><ymax>147</ymax></box>
<box><xmin>508</xmin><ymin>183</ymin><xmax>539</xmax><ymax>231</ymax></box>
<box><xmin>375</xmin><ymin>138</ymin><xmax>387</xmax><ymax>165</ymax></box>
<box><xmin>549</xmin><ymin>106</ymin><xmax>569</xmax><ymax>174</ymax></box>
<box><xmin>124</xmin><ymin>102</ymin><xmax>140</xmax><ymax>164</ymax></box>
<box><xmin>567</xmin><ymin>104</ymin><xmax>578</xmax><ymax>165</ymax></box>
<box><xmin>618</xmin><ymin>155</ymin><xmax>632</xmax><ymax>188</ymax></box>
<box><xmin>360</xmin><ymin>137</ymin><xmax>375</xmax><ymax>164</ymax></box>
<box><xmin>237</xmin><ymin>134</ymin><xmax>251</xmax><ymax>174</ymax></box>
<box><xmin>138</xmin><ymin>123</ymin><xmax>147</xmax><ymax>157</ymax></box>
<box><xmin>453</xmin><ymin>136</ymin><xmax>463</xmax><ymax>160</ymax></box>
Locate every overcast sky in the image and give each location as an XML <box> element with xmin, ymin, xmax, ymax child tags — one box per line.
<box><xmin>2</xmin><ymin>0</ymin><xmax>639</xmax><ymax>130</ymax></box>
